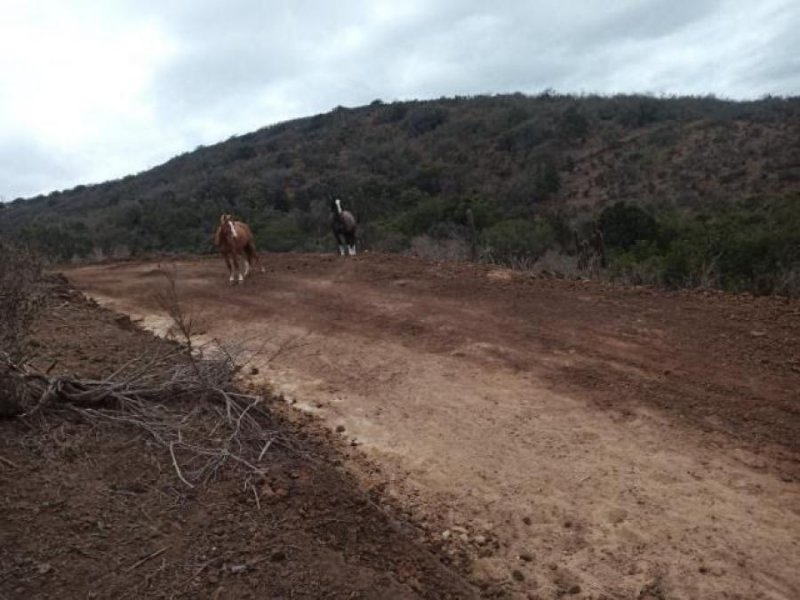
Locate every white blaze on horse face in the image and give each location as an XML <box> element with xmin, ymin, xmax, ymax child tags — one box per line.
<box><xmin>335</xmin><ymin>199</ymin><xmax>343</xmax><ymax>214</ymax></box>
<box><xmin>228</xmin><ymin>221</ymin><xmax>238</xmax><ymax>239</ymax></box>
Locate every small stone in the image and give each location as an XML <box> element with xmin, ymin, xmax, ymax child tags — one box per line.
<box><xmin>519</xmin><ymin>552</ymin><xmax>533</xmax><ymax>562</ymax></box>
<box><xmin>568</xmin><ymin>584</ymin><xmax>581</xmax><ymax>595</ymax></box>
<box><xmin>36</xmin><ymin>562</ymin><xmax>52</xmax><ymax>575</ymax></box>
<box><xmin>250</xmin><ymin>367</ymin><xmax>259</xmax><ymax>375</ymax></box>
<box><xmin>441</xmin><ymin>530</ymin><xmax>451</xmax><ymax>540</ymax></box>
<box><xmin>512</xmin><ymin>569</ymin><xmax>525</xmax><ymax>582</ymax></box>
<box><xmin>336</xmin><ymin>425</ymin><xmax>346</xmax><ymax>433</ymax></box>
<box><xmin>522</xmin><ymin>516</ymin><xmax>532</xmax><ymax>525</ymax></box>
<box><xmin>474</xmin><ymin>535</ymin><xmax>487</xmax><ymax>546</ymax></box>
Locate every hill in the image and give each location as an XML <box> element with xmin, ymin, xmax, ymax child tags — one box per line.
<box><xmin>2</xmin><ymin>93</ymin><xmax>799</xmax><ymax>293</ymax></box>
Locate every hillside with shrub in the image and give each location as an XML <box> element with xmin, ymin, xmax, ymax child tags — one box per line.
<box><xmin>1</xmin><ymin>93</ymin><xmax>799</xmax><ymax>294</ymax></box>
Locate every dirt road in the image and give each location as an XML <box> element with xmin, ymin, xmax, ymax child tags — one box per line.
<box><xmin>65</xmin><ymin>253</ymin><xmax>800</xmax><ymax>599</ymax></box>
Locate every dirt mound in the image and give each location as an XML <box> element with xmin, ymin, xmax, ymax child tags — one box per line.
<box><xmin>0</xmin><ymin>278</ymin><xmax>477</xmax><ymax>599</ymax></box>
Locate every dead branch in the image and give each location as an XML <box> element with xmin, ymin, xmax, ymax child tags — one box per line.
<box><xmin>0</xmin><ymin>455</ymin><xmax>20</xmax><ymax>469</ymax></box>
<box><xmin>126</xmin><ymin>546</ymin><xmax>169</xmax><ymax>572</ymax></box>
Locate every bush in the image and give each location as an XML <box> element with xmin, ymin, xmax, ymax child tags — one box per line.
<box><xmin>404</xmin><ymin>106</ymin><xmax>449</xmax><ymax>136</ymax></box>
<box><xmin>0</xmin><ymin>239</ymin><xmax>43</xmax><ymax>361</ymax></box>
<box><xmin>483</xmin><ymin>219</ymin><xmax>555</xmax><ymax>263</ymax></box>
<box><xmin>607</xmin><ymin>195</ymin><xmax>800</xmax><ymax>294</ymax></box>
<box><xmin>599</xmin><ymin>202</ymin><xmax>660</xmax><ymax>250</ymax></box>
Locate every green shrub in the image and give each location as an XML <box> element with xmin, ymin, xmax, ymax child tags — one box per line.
<box><xmin>483</xmin><ymin>219</ymin><xmax>555</xmax><ymax>262</ymax></box>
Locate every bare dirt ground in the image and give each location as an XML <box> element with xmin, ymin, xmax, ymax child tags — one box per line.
<box><xmin>64</xmin><ymin>253</ymin><xmax>800</xmax><ymax>600</ymax></box>
<box><xmin>0</xmin><ymin>276</ymin><xmax>476</xmax><ymax>600</ymax></box>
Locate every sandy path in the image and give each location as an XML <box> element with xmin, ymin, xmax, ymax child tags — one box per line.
<box><xmin>64</xmin><ymin>254</ymin><xmax>800</xmax><ymax>599</ymax></box>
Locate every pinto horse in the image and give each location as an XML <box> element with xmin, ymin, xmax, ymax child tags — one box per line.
<box><xmin>213</xmin><ymin>214</ymin><xmax>263</xmax><ymax>284</ymax></box>
<box><xmin>330</xmin><ymin>198</ymin><xmax>357</xmax><ymax>256</ymax></box>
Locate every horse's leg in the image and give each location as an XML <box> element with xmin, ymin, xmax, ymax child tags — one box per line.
<box><xmin>334</xmin><ymin>232</ymin><xmax>346</xmax><ymax>256</ymax></box>
<box><xmin>243</xmin><ymin>244</ymin><xmax>254</xmax><ymax>278</ymax></box>
<box><xmin>224</xmin><ymin>253</ymin><xmax>235</xmax><ymax>284</ymax></box>
<box><xmin>231</xmin><ymin>253</ymin><xmax>243</xmax><ymax>284</ymax></box>
<box><xmin>245</xmin><ymin>243</ymin><xmax>265</xmax><ymax>274</ymax></box>
<box><xmin>346</xmin><ymin>231</ymin><xmax>357</xmax><ymax>256</ymax></box>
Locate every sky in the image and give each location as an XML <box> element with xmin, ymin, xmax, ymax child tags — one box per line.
<box><xmin>0</xmin><ymin>0</ymin><xmax>798</xmax><ymax>200</ymax></box>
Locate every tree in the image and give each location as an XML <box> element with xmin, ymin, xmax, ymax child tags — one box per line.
<box><xmin>599</xmin><ymin>202</ymin><xmax>659</xmax><ymax>250</ymax></box>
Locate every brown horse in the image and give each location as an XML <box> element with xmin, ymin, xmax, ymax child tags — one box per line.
<box><xmin>213</xmin><ymin>214</ymin><xmax>264</xmax><ymax>284</ymax></box>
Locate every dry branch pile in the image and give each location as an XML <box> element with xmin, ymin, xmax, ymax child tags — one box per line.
<box><xmin>2</xmin><ymin>342</ymin><xmax>291</xmax><ymax>489</ymax></box>
<box><xmin>2</xmin><ymin>265</ymin><xmax>294</xmax><ymax>490</ymax></box>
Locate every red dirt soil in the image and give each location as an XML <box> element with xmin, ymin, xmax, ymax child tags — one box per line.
<box><xmin>61</xmin><ymin>253</ymin><xmax>800</xmax><ymax>599</ymax></box>
<box><xmin>0</xmin><ymin>277</ymin><xmax>477</xmax><ymax>600</ymax></box>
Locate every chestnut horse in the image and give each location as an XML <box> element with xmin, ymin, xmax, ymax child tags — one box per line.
<box><xmin>213</xmin><ymin>214</ymin><xmax>264</xmax><ymax>284</ymax></box>
<box><xmin>331</xmin><ymin>198</ymin><xmax>357</xmax><ymax>256</ymax></box>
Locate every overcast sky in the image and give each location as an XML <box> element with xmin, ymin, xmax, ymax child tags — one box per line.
<box><xmin>1</xmin><ymin>0</ymin><xmax>798</xmax><ymax>200</ymax></box>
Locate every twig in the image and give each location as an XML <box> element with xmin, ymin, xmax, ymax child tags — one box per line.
<box><xmin>126</xmin><ymin>546</ymin><xmax>169</xmax><ymax>572</ymax></box>
<box><xmin>0</xmin><ymin>455</ymin><xmax>20</xmax><ymax>469</ymax></box>
<box><xmin>258</xmin><ymin>438</ymin><xmax>274</xmax><ymax>462</ymax></box>
<box><xmin>169</xmin><ymin>443</ymin><xmax>195</xmax><ymax>489</ymax></box>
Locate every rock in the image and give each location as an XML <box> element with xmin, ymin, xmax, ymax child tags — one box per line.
<box><xmin>470</xmin><ymin>558</ymin><xmax>507</xmax><ymax>587</ymax></box>
<box><xmin>607</xmin><ymin>508</ymin><xmax>628</xmax><ymax>524</ymax></box>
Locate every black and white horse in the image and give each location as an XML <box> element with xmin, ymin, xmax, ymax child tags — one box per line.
<box><xmin>331</xmin><ymin>198</ymin><xmax>357</xmax><ymax>256</ymax></box>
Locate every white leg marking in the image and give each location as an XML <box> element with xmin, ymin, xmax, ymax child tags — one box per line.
<box><xmin>339</xmin><ymin>245</ymin><xmax>346</xmax><ymax>256</ymax></box>
<box><xmin>238</xmin><ymin>273</ymin><xmax>244</xmax><ymax>284</ymax></box>
<box><xmin>244</xmin><ymin>260</ymin><xmax>251</xmax><ymax>278</ymax></box>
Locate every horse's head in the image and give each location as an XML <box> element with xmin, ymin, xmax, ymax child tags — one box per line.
<box><xmin>218</xmin><ymin>214</ymin><xmax>238</xmax><ymax>241</ymax></box>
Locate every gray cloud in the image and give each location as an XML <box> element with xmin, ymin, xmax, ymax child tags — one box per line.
<box><xmin>0</xmin><ymin>139</ymin><xmax>80</xmax><ymax>202</ymax></box>
<box><xmin>1</xmin><ymin>0</ymin><xmax>798</xmax><ymax>200</ymax></box>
